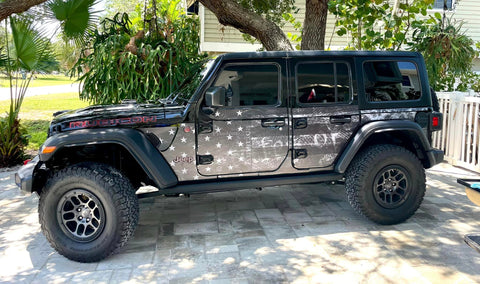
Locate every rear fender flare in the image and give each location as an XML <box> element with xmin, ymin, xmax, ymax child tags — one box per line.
<box><xmin>335</xmin><ymin>120</ymin><xmax>436</xmax><ymax>173</ymax></box>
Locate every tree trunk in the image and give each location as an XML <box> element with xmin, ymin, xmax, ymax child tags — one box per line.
<box><xmin>301</xmin><ymin>0</ymin><xmax>329</xmax><ymax>50</ymax></box>
<box><xmin>199</xmin><ymin>0</ymin><xmax>293</xmax><ymax>51</ymax></box>
<box><xmin>0</xmin><ymin>0</ymin><xmax>48</xmax><ymax>22</ymax></box>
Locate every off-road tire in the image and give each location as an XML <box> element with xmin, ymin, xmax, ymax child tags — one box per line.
<box><xmin>345</xmin><ymin>144</ymin><xmax>426</xmax><ymax>225</ymax></box>
<box><xmin>39</xmin><ymin>163</ymin><xmax>139</xmax><ymax>262</ymax></box>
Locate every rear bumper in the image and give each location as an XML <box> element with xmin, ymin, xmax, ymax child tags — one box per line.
<box><xmin>429</xmin><ymin>148</ymin><xmax>444</xmax><ymax>167</ymax></box>
<box><xmin>15</xmin><ymin>156</ymin><xmax>39</xmax><ymax>195</ymax></box>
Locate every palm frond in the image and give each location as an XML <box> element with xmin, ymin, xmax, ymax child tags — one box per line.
<box><xmin>47</xmin><ymin>0</ymin><xmax>100</xmax><ymax>46</ymax></box>
<box><xmin>9</xmin><ymin>17</ymin><xmax>48</xmax><ymax>71</ymax></box>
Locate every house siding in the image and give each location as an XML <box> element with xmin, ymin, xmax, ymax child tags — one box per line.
<box><xmin>201</xmin><ymin>0</ymin><xmax>348</xmax><ymax>52</ymax></box>
<box><xmin>452</xmin><ymin>1</ymin><xmax>480</xmax><ymax>42</ymax></box>
<box><xmin>201</xmin><ymin>0</ymin><xmax>480</xmax><ymax>53</ymax></box>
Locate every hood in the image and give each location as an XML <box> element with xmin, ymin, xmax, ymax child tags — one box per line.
<box><xmin>49</xmin><ymin>103</ymin><xmax>186</xmax><ymax>135</ymax></box>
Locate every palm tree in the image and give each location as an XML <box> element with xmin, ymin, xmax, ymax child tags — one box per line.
<box><xmin>0</xmin><ymin>0</ymin><xmax>98</xmax><ymax>167</ymax></box>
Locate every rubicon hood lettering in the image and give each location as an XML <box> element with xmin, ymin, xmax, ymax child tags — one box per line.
<box><xmin>68</xmin><ymin>116</ymin><xmax>161</xmax><ymax>130</ymax></box>
<box><xmin>48</xmin><ymin>103</ymin><xmax>186</xmax><ymax>135</ymax></box>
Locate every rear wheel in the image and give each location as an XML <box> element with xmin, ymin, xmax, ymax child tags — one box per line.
<box><xmin>39</xmin><ymin>163</ymin><xmax>139</xmax><ymax>262</ymax></box>
<box><xmin>345</xmin><ymin>144</ymin><xmax>425</xmax><ymax>225</ymax></box>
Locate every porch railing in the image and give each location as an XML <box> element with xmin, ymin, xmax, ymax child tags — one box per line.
<box><xmin>432</xmin><ymin>92</ymin><xmax>480</xmax><ymax>173</ymax></box>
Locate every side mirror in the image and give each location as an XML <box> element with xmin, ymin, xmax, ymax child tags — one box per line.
<box><xmin>205</xmin><ymin>86</ymin><xmax>226</xmax><ymax>107</ymax></box>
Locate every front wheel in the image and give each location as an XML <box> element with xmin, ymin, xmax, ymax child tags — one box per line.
<box><xmin>39</xmin><ymin>163</ymin><xmax>139</xmax><ymax>262</ymax></box>
<box><xmin>345</xmin><ymin>144</ymin><xmax>426</xmax><ymax>225</ymax></box>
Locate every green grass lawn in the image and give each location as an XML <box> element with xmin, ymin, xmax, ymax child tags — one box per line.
<box><xmin>0</xmin><ymin>93</ymin><xmax>90</xmax><ymax>151</ymax></box>
<box><xmin>22</xmin><ymin>120</ymin><xmax>51</xmax><ymax>151</ymax></box>
<box><xmin>0</xmin><ymin>92</ymin><xmax>90</xmax><ymax>120</ymax></box>
<box><xmin>0</xmin><ymin>74</ymin><xmax>76</xmax><ymax>88</ymax></box>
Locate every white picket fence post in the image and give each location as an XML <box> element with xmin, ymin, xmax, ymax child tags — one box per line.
<box><xmin>433</xmin><ymin>91</ymin><xmax>480</xmax><ymax>172</ymax></box>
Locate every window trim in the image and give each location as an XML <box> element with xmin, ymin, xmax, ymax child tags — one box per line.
<box><xmin>362</xmin><ymin>59</ymin><xmax>422</xmax><ymax>104</ymax></box>
<box><xmin>209</xmin><ymin>62</ymin><xmax>282</xmax><ymax>108</ymax></box>
<box><xmin>295</xmin><ymin>60</ymin><xmax>354</xmax><ymax>106</ymax></box>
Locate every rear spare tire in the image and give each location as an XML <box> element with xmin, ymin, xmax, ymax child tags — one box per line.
<box><xmin>345</xmin><ymin>144</ymin><xmax>426</xmax><ymax>225</ymax></box>
<box><xmin>39</xmin><ymin>163</ymin><xmax>139</xmax><ymax>262</ymax></box>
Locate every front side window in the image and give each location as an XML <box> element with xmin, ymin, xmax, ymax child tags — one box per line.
<box><xmin>364</xmin><ymin>61</ymin><xmax>421</xmax><ymax>102</ymax></box>
<box><xmin>212</xmin><ymin>63</ymin><xmax>280</xmax><ymax>106</ymax></box>
<box><xmin>296</xmin><ymin>62</ymin><xmax>351</xmax><ymax>104</ymax></box>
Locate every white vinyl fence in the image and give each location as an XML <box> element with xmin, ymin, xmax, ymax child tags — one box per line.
<box><xmin>432</xmin><ymin>91</ymin><xmax>480</xmax><ymax>173</ymax></box>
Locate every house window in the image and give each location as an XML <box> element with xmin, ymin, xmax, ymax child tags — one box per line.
<box><xmin>187</xmin><ymin>0</ymin><xmax>199</xmax><ymax>15</ymax></box>
<box><xmin>432</xmin><ymin>0</ymin><xmax>454</xmax><ymax>10</ymax></box>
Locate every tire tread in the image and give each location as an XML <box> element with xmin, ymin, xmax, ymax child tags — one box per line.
<box><xmin>345</xmin><ymin>144</ymin><xmax>426</xmax><ymax>225</ymax></box>
<box><xmin>39</xmin><ymin>163</ymin><xmax>139</xmax><ymax>262</ymax></box>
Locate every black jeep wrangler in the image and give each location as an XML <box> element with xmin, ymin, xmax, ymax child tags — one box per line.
<box><xmin>16</xmin><ymin>51</ymin><xmax>443</xmax><ymax>262</ymax></box>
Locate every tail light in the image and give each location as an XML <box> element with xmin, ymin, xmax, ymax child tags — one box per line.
<box><xmin>430</xmin><ymin>112</ymin><xmax>442</xmax><ymax>131</ymax></box>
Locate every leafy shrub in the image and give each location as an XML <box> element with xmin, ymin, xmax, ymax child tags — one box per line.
<box><xmin>328</xmin><ymin>0</ymin><xmax>434</xmax><ymax>51</ymax></box>
<box><xmin>73</xmin><ymin>8</ymin><xmax>208</xmax><ymax>105</ymax></box>
<box><xmin>0</xmin><ymin>115</ymin><xmax>28</xmax><ymax>167</ymax></box>
<box><xmin>411</xmin><ymin>16</ymin><xmax>478</xmax><ymax>91</ymax></box>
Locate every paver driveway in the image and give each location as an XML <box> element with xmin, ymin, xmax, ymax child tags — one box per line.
<box><xmin>0</xmin><ymin>163</ymin><xmax>479</xmax><ymax>283</ymax></box>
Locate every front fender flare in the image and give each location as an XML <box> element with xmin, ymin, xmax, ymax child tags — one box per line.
<box><xmin>40</xmin><ymin>128</ymin><xmax>178</xmax><ymax>189</ymax></box>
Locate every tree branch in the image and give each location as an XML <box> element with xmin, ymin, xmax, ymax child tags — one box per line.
<box><xmin>199</xmin><ymin>0</ymin><xmax>293</xmax><ymax>51</ymax></box>
<box><xmin>0</xmin><ymin>0</ymin><xmax>48</xmax><ymax>22</ymax></box>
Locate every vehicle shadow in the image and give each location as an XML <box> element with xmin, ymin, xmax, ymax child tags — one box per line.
<box><xmin>119</xmin><ymin>165</ymin><xmax>480</xmax><ymax>282</ymax></box>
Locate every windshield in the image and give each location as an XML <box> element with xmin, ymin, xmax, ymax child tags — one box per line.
<box><xmin>160</xmin><ymin>59</ymin><xmax>215</xmax><ymax>105</ymax></box>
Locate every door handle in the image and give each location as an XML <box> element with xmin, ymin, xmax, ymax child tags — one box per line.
<box><xmin>294</xmin><ymin>118</ymin><xmax>307</xmax><ymax>129</ymax></box>
<box><xmin>294</xmin><ymin>149</ymin><xmax>308</xmax><ymax>159</ymax></box>
<box><xmin>330</xmin><ymin>115</ymin><xmax>351</xmax><ymax>124</ymax></box>
<box><xmin>261</xmin><ymin>118</ymin><xmax>285</xmax><ymax>128</ymax></box>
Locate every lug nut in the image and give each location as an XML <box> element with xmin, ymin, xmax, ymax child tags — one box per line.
<box><xmin>78</xmin><ymin>216</ymin><xmax>83</xmax><ymax>220</ymax></box>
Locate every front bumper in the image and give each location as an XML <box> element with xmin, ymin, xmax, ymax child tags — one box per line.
<box><xmin>15</xmin><ymin>156</ymin><xmax>39</xmax><ymax>195</ymax></box>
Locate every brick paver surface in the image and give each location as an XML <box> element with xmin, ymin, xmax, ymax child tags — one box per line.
<box><xmin>0</xmin><ymin>163</ymin><xmax>479</xmax><ymax>283</ymax></box>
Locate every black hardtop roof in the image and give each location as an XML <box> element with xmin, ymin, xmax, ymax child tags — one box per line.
<box><xmin>217</xmin><ymin>50</ymin><xmax>422</xmax><ymax>60</ymax></box>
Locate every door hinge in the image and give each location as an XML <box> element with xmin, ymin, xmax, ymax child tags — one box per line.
<box><xmin>197</xmin><ymin>155</ymin><xmax>214</xmax><ymax>165</ymax></box>
<box><xmin>294</xmin><ymin>149</ymin><xmax>308</xmax><ymax>159</ymax></box>
<box><xmin>198</xmin><ymin>121</ymin><xmax>213</xmax><ymax>134</ymax></box>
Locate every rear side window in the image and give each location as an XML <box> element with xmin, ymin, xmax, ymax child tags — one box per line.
<box><xmin>363</xmin><ymin>61</ymin><xmax>421</xmax><ymax>102</ymax></box>
<box><xmin>212</xmin><ymin>63</ymin><xmax>280</xmax><ymax>106</ymax></box>
<box><xmin>296</xmin><ymin>62</ymin><xmax>351</xmax><ymax>104</ymax></box>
